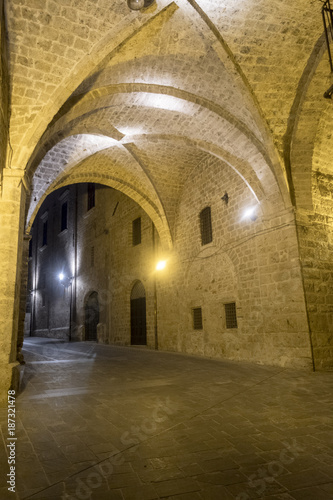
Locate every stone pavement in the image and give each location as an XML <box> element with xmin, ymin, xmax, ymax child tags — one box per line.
<box><xmin>1</xmin><ymin>338</ymin><xmax>333</xmax><ymax>500</ymax></box>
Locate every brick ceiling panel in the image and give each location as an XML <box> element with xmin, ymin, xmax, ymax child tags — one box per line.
<box><xmin>193</xmin><ymin>0</ymin><xmax>325</xmax><ymax>157</ymax></box>
<box><xmin>5</xmin><ymin>0</ymin><xmax>328</xmax><ymax>238</ymax></box>
<box><xmin>75</xmin><ymin>4</ymin><xmax>263</xmax><ymax>141</ymax></box>
<box><xmin>26</xmin><ymin>138</ymin><xmax>162</xmax><ymax>228</ymax></box>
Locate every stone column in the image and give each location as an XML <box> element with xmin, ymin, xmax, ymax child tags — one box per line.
<box><xmin>16</xmin><ymin>232</ymin><xmax>31</xmax><ymax>362</ymax></box>
<box><xmin>0</xmin><ymin>168</ymin><xmax>27</xmax><ymax>406</ymax></box>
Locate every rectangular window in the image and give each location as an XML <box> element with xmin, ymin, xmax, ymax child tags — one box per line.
<box><xmin>61</xmin><ymin>201</ymin><xmax>68</xmax><ymax>231</ymax></box>
<box><xmin>42</xmin><ymin>219</ymin><xmax>48</xmax><ymax>247</ymax></box>
<box><xmin>200</xmin><ymin>206</ymin><xmax>213</xmax><ymax>245</ymax></box>
<box><xmin>192</xmin><ymin>307</ymin><xmax>203</xmax><ymax>330</ymax></box>
<box><xmin>132</xmin><ymin>217</ymin><xmax>141</xmax><ymax>246</ymax></box>
<box><xmin>87</xmin><ymin>183</ymin><xmax>95</xmax><ymax>211</ymax></box>
<box><xmin>28</xmin><ymin>238</ymin><xmax>32</xmax><ymax>258</ymax></box>
<box><xmin>225</xmin><ymin>302</ymin><xmax>238</xmax><ymax>329</ymax></box>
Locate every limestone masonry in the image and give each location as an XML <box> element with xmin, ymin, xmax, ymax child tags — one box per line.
<box><xmin>0</xmin><ymin>0</ymin><xmax>332</xmax><ymax>404</ymax></box>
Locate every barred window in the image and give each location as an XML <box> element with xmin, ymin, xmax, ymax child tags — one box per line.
<box><xmin>132</xmin><ymin>217</ymin><xmax>141</xmax><ymax>246</ymax></box>
<box><xmin>87</xmin><ymin>183</ymin><xmax>95</xmax><ymax>211</ymax></box>
<box><xmin>200</xmin><ymin>206</ymin><xmax>213</xmax><ymax>245</ymax></box>
<box><xmin>225</xmin><ymin>302</ymin><xmax>238</xmax><ymax>329</ymax></box>
<box><xmin>192</xmin><ymin>307</ymin><xmax>203</xmax><ymax>330</ymax></box>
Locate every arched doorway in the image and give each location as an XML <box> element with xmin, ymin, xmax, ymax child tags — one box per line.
<box><xmin>85</xmin><ymin>292</ymin><xmax>99</xmax><ymax>341</ymax></box>
<box><xmin>130</xmin><ymin>281</ymin><xmax>147</xmax><ymax>345</ymax></box>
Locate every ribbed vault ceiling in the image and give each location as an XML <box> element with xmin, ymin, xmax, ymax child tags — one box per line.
<box><xmin>5</xmin><ymin>0</ymin><xmax>331</xmax><ymax>247</ymax></box>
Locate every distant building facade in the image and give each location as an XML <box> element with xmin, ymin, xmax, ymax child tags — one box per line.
<box><xmin>27</xmin><ymin>183</ymin><xmax>156</xmax><ymax>347</ymax></box>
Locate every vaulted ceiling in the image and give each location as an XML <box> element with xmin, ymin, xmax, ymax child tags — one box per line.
<box><xmin>5</xmin><ymin>0</ymin><xmax>332</xmax><ymax>247</ymax></box>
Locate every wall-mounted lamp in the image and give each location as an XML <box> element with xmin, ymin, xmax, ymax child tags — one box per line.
<box><xmin>221</xmin><ymin>192</ymin><xmax>229</xmax><ymax>205</ymax></box>
<box><xmin>243</xmin><ymin>206</ymin><xmax>257</xmax><ymax>221</ymax></box>
<box><xmin>156</xmin><ymin>260</ymin><xmax>166</xmax><ymax>271</ymax></box>
<box><xmin>127</xmin><ymin>0</ymin><xmax>154</xmax><ymax>10</ymax></box>
<box><xmin>59</xmin><ymin>273</ymin><xmax>73</xmax><ymax>287</ymax></box>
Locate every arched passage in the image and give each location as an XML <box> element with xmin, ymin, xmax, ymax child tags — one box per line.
<box><xmin>130</xmin><ymin>281</ymin><xmax>147</xmax><ymax>346</ymax></box>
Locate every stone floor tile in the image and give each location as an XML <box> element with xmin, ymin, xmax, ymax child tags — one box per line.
<box><xmin>318</xmin><ymin>482</ymin><xmax>333</xmax><ymax>494</ymax></box>
<box><xmin>226</xmin><ymin>478</ymin><xmax>287</xmax><ymax>499</ymax></box>
<box><xmin>27</xmin><ymin>482</ymin><xmax>66</xmax><ymax>499</ymax></box>
<box><xmin>289</xmin><ymin>486</ymin><xmax>333</xmax><ymax>500</ymax></box>
<box><xmin>88</xmin><ymin>441</ymin><xmax>120</xmax><ymax>455</ymax></box>
<box><xmin>39</xmin><ymin>457</ymin><xmax>72</xmax><ymax>473</ymax></box>
<box><xmin>1</xmin><ymin>339</ymin><xmax>333</xmax><ymax>500</ymax></box>
<box><xmin>165</xmin><ymin>493</ymin><xmax>203</xmax><ymax>500</ymax></box>
<box><xmin>138</xmin><ymin>466</ymin><xmax>184</xmax><ymax>483</ymax></box>
<box><xmin>233</xmin><ymin>453</ymin><xmax>266</xmax><ymax>466</ymax></box>
<box><xmin>276</xmin><ymin>469</ymin><xmax>331</xmax><ymax>490</ymax></box>
<box><xmin>153</xmin><ymin>477</ymin><xmax>201</xmax><ymax>497</ymax></box>
<box><xmin>65</xmin><ymin>449</ymin><xmax>97</xmax><ymax>464</ymax></box>
<box><xmin>121</xmin><ymin>484</ymin><xmax>159</xmax><ymax>499</ymax></box>
<box><xmin>199</xmin><ymin>484</ymin><xmax>236</xmax><ymax>499</ymax></box>
<box><xmin>91</xmin><ymin>489</ymin><xmax>123</xmax><ymax>499</ymax></box>
<box><xmin>200</xmin><ymin>457</ymin><xmax>239</xmax><ymax>473</ymax></box>
<box><xmin>195</xmin><ymin>469</ymin><xmax>248</xmax><ymax>486</ymax></box>
<box><xmin>261</xmin><ymin>494</ymin><xmax>295</xmax><ymax>499</ymax></box>
<box><xmin>0</xmin><ymin>487</ymin><xmax>20</xmax><ymax>500</ymax></box>
<box><xmin>180</xmin><ymin>463</ymin><xmax>204</xmax><ymax>476</ymax></box>
<box><xmin>107</xmin><ymin>472</ymin><xmax>141</xmax><ymax>489</ymax></box>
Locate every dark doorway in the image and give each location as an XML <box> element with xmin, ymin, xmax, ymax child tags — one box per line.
<box><xmin>85</xmin><ymin>291</ymin><xmax>99</xmax><ymax>341</ymax></box>
<box><xmin>130</xmin><ymin>281</ymin><xmax>147</xmax><ymax>345</ymax></box>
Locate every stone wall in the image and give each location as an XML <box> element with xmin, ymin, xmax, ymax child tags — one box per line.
<box><xmin>156</xmin><ymin>156</ymin><xmax>313</xmax><ymax>369</ymax></box>
<box><xmin>0</xmin><ymin>0</ymin><xmax>8</xmax><ymax>175</ymax></box>
<box><xmin>295</xmin><ymin>170</ymin><xmax>333</xmax><ymax>370</ymax></box>
<box><xmin>74</xmin><ymin>184</ymin><xmax>156</xmax><ymax>347</ymax></box>
<box><xmin>28</xmin><ymin>171</ymin><xmax>314</xmax><ymax>369</ymax></box>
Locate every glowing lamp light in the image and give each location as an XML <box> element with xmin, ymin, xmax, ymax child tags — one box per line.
<box><xmin>58</xmin><ymin>273</ymin><xmax>64</xmax><ymax>281</ymax></box>
<box><xmin>156</xmin><ymin>260</ymin><xmax>166</xmax><ymax>271</ymax></box>
<box><xmin>243</xmin><ymin>206</ymin><xmax>257</xmax><ymax>221</ymax></box>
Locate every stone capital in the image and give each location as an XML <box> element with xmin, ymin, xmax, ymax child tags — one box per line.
<box><xmin>2</xmin><ymin>168</ymin><xmax>30</xmax><ymax>194</ymax></box>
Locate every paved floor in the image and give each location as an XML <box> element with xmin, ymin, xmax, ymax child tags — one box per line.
<box><xmin>1</xmin><ymin>338</ymin><xmax>333</xmax><ymax>500</ymax></box>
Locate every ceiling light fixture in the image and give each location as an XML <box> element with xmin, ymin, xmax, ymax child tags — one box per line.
<box><xmin>127</xmin><ymin>0</ymin><xmax>155</xmax><ymax>10</ymax></box>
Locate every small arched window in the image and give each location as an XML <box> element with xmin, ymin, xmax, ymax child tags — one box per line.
<box><xmin>200</xmin><ymin>206</ymin><xmax>213</xmax><ymax>245</ymax></box>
